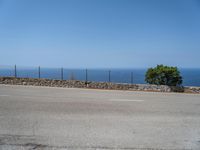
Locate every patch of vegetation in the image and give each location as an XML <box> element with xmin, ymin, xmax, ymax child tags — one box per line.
<box><xmin>69</xmin><ymin>72</ymin><xmax>76</xmax><ymax>80</ymax></box>
<box><xmin>145</xmin><ymin>65</ymin><xmax>182</xmax><ymax>86</ymax></box>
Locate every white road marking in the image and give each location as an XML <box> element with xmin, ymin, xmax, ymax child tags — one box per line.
<box><xmin>0</xmin><ymin>94</ymin><xmax>53</xmax><ymax>99</ymax></box>
<box><xmin>109</xmin><ymin>99</ymin><xmax>144</xmax><ymax>102</ymax></box>
<box><xmin>0</xmin><ymin>94</ymin><xmax>144</xmax><ymax>102</ymax></box>
<box><xmin>0</xmin><ymin>95</ymin><xmax>10</xmax><ymax>97</ymax></box>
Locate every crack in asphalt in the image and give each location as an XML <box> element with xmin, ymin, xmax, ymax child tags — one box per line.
<box><xmin>0</xmin><ymin>143</ymin><xmax>193</xmax><ymax>150</ymax></box>
<box><xmin>0</xmin><ymin>134</ymin><xmax>195</xmax><ymax>150</ymax></box>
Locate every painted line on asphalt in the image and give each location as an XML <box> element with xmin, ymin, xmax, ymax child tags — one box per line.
<box><xmin>109</xmin><ymin>99</ymin><xmax>144</xmax><ymax>102</ymax></box>
<box><xmin>0</xmin><ymin>94</ymin><xmax>54</xmax><ymax>99</ymax></box>
<box><xmin>0</xmin><ymin>95</ymin><xmax>10</xmax><ymax>97</ymax></box>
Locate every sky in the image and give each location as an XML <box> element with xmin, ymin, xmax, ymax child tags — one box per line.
<box><xmin>0</xmin><ymin>0</ymin><xmax>200</xmax><ymax>68</ymax></box>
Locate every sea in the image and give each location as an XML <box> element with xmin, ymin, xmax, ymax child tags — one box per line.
<box><xmin>0</xmin><ymin>66</ymin><xmax>200</xmax><ymax>87</ymax></box>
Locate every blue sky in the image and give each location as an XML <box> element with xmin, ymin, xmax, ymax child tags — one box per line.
<box><xmin>0</xmin><ymin>0</ymin><xmax>200</xmax><ymax>68</ymax></box>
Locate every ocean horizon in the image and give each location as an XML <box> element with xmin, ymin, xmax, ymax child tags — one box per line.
<box><xmin>0</xmin><ymin>66</ymin><xmax>200</xmax><ymax>87</ymax></box>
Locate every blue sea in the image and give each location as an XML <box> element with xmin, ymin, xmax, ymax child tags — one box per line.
<box><xmin>0</xmin><ymin>66</ymin><xmax>200</xmax><ymax>87</ymax></box>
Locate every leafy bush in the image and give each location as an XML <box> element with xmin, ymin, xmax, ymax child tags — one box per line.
<box><xmin>145</xmin><ymin>65</ymin><xmax>182</xmax><ymax>86</ymax></box>
<box><xmin>69</xmin><ymin>72</ymin><xmax>76</xmax><ymax>80</ymax></box>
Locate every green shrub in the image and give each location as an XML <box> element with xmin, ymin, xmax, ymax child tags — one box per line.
<box><xmin>145</xmin><ymin>65</ymin><xmax>182</xmax><ymax>86</ymax></box>
<box><xmin>69</xmin><ymin>72</ymin><xmax>76</xmax><ymax>80</ymax></box>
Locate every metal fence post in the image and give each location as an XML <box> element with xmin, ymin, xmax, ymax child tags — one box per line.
<box><xmin>108</xmin><ymin>70</ymin><xmax>111</xmax><ymax>82</ymax></box>
<box><xmin>14</xmin><ymin>65</ymin><xmax>17</xmax><ymax>78</ymax></box>
<box><xmin>38</xmin><ymin>66</ymin><xmax>40</xmax><ymax>79</ymax></box>
<box><xmin>61</xmin><ymin>67</ymin><xmax>63</xmax><ymax>80</ymax></box>
<box><xmin>85</xmin><ymin>69</ymin><xmax>88</xmax><ymax>83</ymax></box>
<box><xmin>131</xmin><ymin>72</ymin><xmax>133</xmax><ymax>84</ymax></box>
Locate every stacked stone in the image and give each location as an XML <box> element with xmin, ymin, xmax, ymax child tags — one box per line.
<box><xmin>0</xmin><ymin>77</ymin><xmax>199</xmax><ymax>93</ymax></box>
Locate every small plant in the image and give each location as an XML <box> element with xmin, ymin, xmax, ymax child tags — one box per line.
<box><xmin>145</xmin><ymin>65</ymin><xmax>182</xmax><ymax>86</ymax></box>
<box><xmin>69</xmin><ymin>72</ymin><xmax>76</xmax><ymax>80</ymax></box>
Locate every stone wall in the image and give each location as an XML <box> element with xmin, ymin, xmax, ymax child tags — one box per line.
<box><xmin>0</xmin><ymin>77</ymin><xmax>199</xmax><ymax>93</ymax></box>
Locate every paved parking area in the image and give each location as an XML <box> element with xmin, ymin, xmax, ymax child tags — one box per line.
<box><xmin>0</xmin><ymin>84</ymin><xmax>200</xmax><ymax>150</ymax></box>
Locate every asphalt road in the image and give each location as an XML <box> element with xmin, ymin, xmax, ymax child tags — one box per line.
<box><xmin>0</xmin><ymin>84</ymin><xmax>200</xmax><ymax>150</ymax></box>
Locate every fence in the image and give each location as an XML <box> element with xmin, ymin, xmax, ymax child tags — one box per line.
<box><xmin>1</xmin><ymin>65</ymin><xmax>200</xmax><ymax>86</ymax></box>
<box><xmin>0</xmin><ymin>65</ymin><xmax>146</xmax><ymax>84</ymax></box>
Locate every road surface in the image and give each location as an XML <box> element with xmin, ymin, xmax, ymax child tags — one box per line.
<box><xmin>0</xmin><ymin>84</ymin><xmax>200</xmax><ymax>150</ymax></box>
